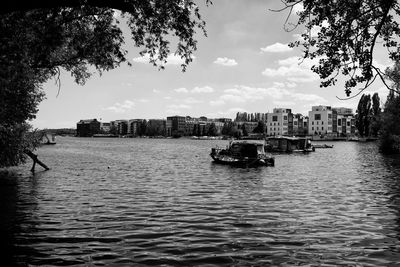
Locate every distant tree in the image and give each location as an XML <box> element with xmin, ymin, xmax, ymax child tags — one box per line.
<box><xmin>221</xmin><ymin>122</ymin><xmax>233</xmax><ymax>136</ymax></box>
<box><xmin>145</xmin><ymin>120</ymin><xmax>164</xmax><ymax>137</ymax></box>
<box><xmin>207</xmin><ymin>123</ymin><xmax>217</xmax><ymax>136</ymax></box>
<box><xmin>370</xmin><ymin>93</ymin><xmax>382</xmax><ymax>137</ymax></box>
<box><xmin>278</xmin><ymin>0</ymin><xmax>400</xmax><ymax>96</ymax></box>
<box><xmin>241</xmin><ymin>124</ymin><xmax>248</xmax><ymax>136</ymax></box>
<box><xmin>355</xmin><ymin>94</ymin><xmax>372</xmax><ymax>137</ymax></box>
<box><xmin>253</xmin><ymin>121</ymin><xmax>266</xmax><ymax>134</ymax></box>
<box><xmin>380</xmin><ymin>62</ymin><xmax>400</xmax><ymax>153</ymax></box>
<box><xmin>139</xmin><ymin>120</ymin><xmax>147</xmax><ymax>136</ymax></box>
<box><xmin>1</xmin><ymin>1</ymin><xmax>209</xmax><ymax>167</ymax></box>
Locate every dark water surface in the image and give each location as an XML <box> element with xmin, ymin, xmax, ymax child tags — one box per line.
<box><xmin>2</xmin><ymin>137</ymin><xmax>400</xmax><ymax>266</ymax></box>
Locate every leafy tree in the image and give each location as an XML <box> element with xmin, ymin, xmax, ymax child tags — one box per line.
<box><xmin>380</xmin><ymin>62</ymin><xmax>400</xmax><ymax>153</ymax></box>
<box><xmin>207</xmin><ymin>123</ymin><xmax>217</xmax><ymax>136</ymax></box>
<box><xmin>355</xmin><ymin>94</ymin><xmax>372</xmax><ymax>137</ymax></box>
<box><xmin>278</xmin><ymin>0</ymin><xmax>400</xmax><ymax>96</ymax></box>
<box><xmin>139</xmin><ymin>120</ymin><xmax>147</xmax><ymax>137</ymax></box>
<box><xmin>253</xmin><ymin>121</ymin><xmax>266</xmax><ymax>134</ymax></box>
<box><xmin>1</xmin><ymin>1</ymin><xmax>209</xmax><ymax>167</ymax></box>
<box><xmin>370</xmin><ymin>92</ymin><xmax>382</xmax><ymax>137</ymax></box>
<box><xmin>241</xmin><ymin>124</ymin><xmax>248</xmax><ymax>137</ymax></box>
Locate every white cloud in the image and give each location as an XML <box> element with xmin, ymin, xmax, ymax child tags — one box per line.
<box><xmin>133</xmin><ymin>53</ymin><xmax>195</xmax><ymax>65</ymax></box>
<box><xmin>184</xmin><ymin>97</ymin><xmax>203</xmax><ymax>104</ymax></box>
<box><xmin>220</xmin><ymin>94</ymin><xmax>247</xmax><ymax>103</ymax></box>
<box><xmin>207</xmin><ymin>107</ymin><xmax>247</xmax><ymax>118</ymax></box>
<box><xmin>167</xmin><ymin>104</ymin><xmax>191</xmax><ymax>109</ymax></box>
<box><xmin>191</xmin><ymin>86</ymin><xmax>214</xmax><ymax>93</ymax></box>
<box><xmin>166</xmin><ymin>104</ymin><xmax>192</xmax><ymax>114</ymax></box>
<box><xmin>213</xmin><ymin>57</ymin><xmax>238</xmax><ymax>66</ymax></box>
<box><xmin>219</xmin><ymin>85</ymin><xmax>290</xmax><ymax>104</ymax></box>
<box><xmin>153</xmin><ymin>89</ymin><xmax>161</xmax><ymax>93</ymax></box>
<box><xmin>262</xmin><ymin>56</ymin><xmax>319</xmax><ymax>83</ymax></box>
<box><xmin>211</xmin><ymin>85</ymin><xmax>327</xmax><ymax>109</ymax></box>
<box><xmin>104</xmin><ymin>100</ymin><xmax>135</xmax><ymax>113</ymax></box>
<box><xmin>210</xmin><ymin>99</ymin><xmax>225</xmax><ymax>106</ymax></box>
<box><xmin>292</xmin><ymin>3</ymin><xmax>304</xmax><ymax>14</ymax></box>
<box><xmin>173</xmin><ymin>86</ymin><xmax>214</xmax><ymax>94</ymax></box>
<box><xmin>174</xmin><ymin>87</ymin><xmax>189</xmax><ymax>93</ymax></box>
<box><xmin>261</xmin><ymin>42</ymin><xmax>293</xmax><ymax>53</ymax></box>
<box><xmin>273</xmin><ymin>100</ymin><xmax>296</xmax><ymax>106</ymax></box>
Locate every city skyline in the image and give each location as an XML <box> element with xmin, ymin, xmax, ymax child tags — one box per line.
<box><xmin>32</xmin><ymin>0</ymin><xmax>391</xmax><ymax>129</ymax></box>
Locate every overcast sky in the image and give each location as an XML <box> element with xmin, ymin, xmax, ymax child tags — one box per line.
<box><xmin>32</xmin><ymin>0</ymin><xmax>391</xmax><ymax>129</ymax></box>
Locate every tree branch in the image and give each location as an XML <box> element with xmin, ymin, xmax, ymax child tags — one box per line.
<box><xmin>2</xmin><ymin>0</ymin><xmax>139</xmax><ymax>15</ymax></box>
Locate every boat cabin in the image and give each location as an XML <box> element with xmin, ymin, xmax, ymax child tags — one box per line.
<box><xmin>228</xmin><ymin>141</ymin><xmax>265</xmax><ymax>158</ymax></box>
<box><xmin>265</xmin><ymin>136</ymin><xmax>314</xmax><ymax>152</ymax></box>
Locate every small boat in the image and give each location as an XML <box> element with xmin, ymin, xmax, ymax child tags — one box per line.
<box><xmin>41</xmin><ymin>132</ymin><xmax>56</xmax><ymax>145</ymax></box>
<box><xmin>265</xmin><ymin>136</ymin><xmax>315</xmax><ymax>153</ymax></box>
<box><xmin>210</xmin><ymin>140</ymin><xmax>275</xmax><ymax>167</ymax></box>
<box><xmin>313</xmin><ymin>144</ymin><xmax>334</xmax><ymax>148</ymax></box>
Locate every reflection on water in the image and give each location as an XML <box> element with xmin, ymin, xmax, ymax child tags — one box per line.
<box><xmin>1</xmin><ymin>137</ymin><xmax>400</xmax><ymax>266</ymax></box>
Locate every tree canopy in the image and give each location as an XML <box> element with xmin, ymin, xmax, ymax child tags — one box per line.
<box><xmin>279</xmin><ymin>0</ymin><xmax>400</xmax><ymax>96</ymax></box>
<box><xmin>0</xmin><ymin>0</ymin><xmax>210</xmax><ymax>167</ymax></box>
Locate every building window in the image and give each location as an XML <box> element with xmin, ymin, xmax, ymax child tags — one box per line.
<box><xmin>338</xmin><ymin>119</ymin><xmax>341</xmax><ymax>126</ymax></box>
<box><xmin>272</xmin><ymin>116</ymin><xmax>278</xmax><ymax>122</ymax></box>
<box><xmin>314</xmin><ymin>114</ymin><xmax>321</xmax><ymax>120</ymax></box>
<box><xmin>312</xmin><ymin>127</ymin><xmax>314</xmax><ymax>130</ymax></box>
<box><xmin>312</xmin><ymin>121</ymin><xmax>314</xmax><ymax>125</ymax></box>
<box><xmin>322</xmin><ymin>127</ymin><xmax>324</xmax><ymax>130</ymax></box>
<box><xmin>283</xmin><ymin>115</ymin><xmax>288</xmax><ymax>120</ymax></box>
<box><xmin>322</xmin><ymin>121</ymin><xmax>324</xmax><ymax>125</ymax></box>
<box><xmin>328</xmin><ymin>114</ymin><xmax>332</xmax><ymax>119</ymax></box>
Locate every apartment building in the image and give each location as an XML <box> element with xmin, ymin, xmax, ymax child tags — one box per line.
<box><xmin>308</xmin><ymin>105</ymin><xmax>333</xmax><ymax>135</ymax></box>
<box><xmin>76</xmin><ymin>119</ymin><xmax>101</xmax><ymax>137</ymax></box>
<box><xmin>267</xmin><ymin>108</ymin><xmax>292</xmax><ymax>136</ymax></box>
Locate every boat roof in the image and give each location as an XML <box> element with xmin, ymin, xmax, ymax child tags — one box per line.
<box><xmin>230</xmin><ymin>140</ymin><xmax>264</xmax><ymax>146</ymax></box>
<box><xmin>267</xmin><ymin>136</ymin><xmax>310</xmax><ymax>141</ymax></box>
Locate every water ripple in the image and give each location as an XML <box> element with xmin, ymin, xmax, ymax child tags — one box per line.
<box><xmin>2</xmin><ymin>138</ymin><xmax>400</xmax><ymax>266</ymax></box>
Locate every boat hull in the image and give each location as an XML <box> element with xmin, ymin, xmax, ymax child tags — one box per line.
<box><xmin>210</xmin><ymin>153</ymin><xmax>274</xmax><ymax>167</ymax></box>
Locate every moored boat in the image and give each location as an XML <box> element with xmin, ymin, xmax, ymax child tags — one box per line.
<box><xmin>265</xmin><ymin>136</ymin><xmax>315</xmax><ymax>153</ymax></box>
<box><xmin>210</xmin><ymin>140</ymin><xmax>275</xmax><ymax>167</ymax></box>
<box><xmin>313</xmin><ymin>144</ymin><xmax>334</xmax><ymax>148</ymax></box>
<box><xmin>41</xmin><ymin>132</ymin><xmax>56</xmax><ymax>145</ymax></box>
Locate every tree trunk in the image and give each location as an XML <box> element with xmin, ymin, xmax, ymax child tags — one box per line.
<box><xmin>24</xmin><ymin>150</ymin><xmax>50</xmax><ymax>172</ymax></box>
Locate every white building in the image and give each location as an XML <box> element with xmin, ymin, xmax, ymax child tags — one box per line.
<box><xmin>308</xmin><ymin>105</ymin><xmax>333</xmax><ymax>135</ymax></box>
<box><xmin>267</xmin><ymin>108</ymin><xmax>292</xmax><ymax>136</ymax></box>
<box><xmin>333</xmin><ymin>107</ymin><xmax>355</xmax><ymax>136</ymax></box>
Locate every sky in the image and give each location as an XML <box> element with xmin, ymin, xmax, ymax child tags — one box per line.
<box><xmin>31</xmin><ymin>0</ymin><xmax>392</xmax><ymax>129</ymax></box>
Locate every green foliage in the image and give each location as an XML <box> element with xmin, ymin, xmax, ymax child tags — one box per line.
<box><xmin>370</xmin><ymin>93</ymin><xmax>382</xmax><ymax>137</ymax></box>
<box><xmin>221</xmin><ymin>122</ymin><xmax>239</xmax><ymax>137</ymax></box>
<box><xmin>145</xmin><ymin>120</ymin><xmax>165</xmax><ymax>136</ymax></box>
<box><xmin>207</xmin><ymin>123</ymin><xmax>217</xmax><ymax>136</ymax></box>
<box><xmin>0</xmin><ymin>123</ymin><xmax>40</xmax><ymax>168</ymax></box>
<box><xmin>379</xmin><ymin>92</ymin><xmax>400</xmax><ymax>153</ymax></box>
<box><xmin>253</xmin><ymin>121</ymin><xmax>266</xmax><ymax>134</ymax></box>
<box><xmin>1</xmin><ymin>1</ymin><xmax>209</xmax><ymax>168</ymax></box>
<box><xmin>379</xmin><ymin>61</ymin><xmax>400</xmax><ymax>153</ymax></box>
<box><xmin>355</xmin><ymin>94</ymin><xmax>372</xmax><ymax>137</ymax></box>
<box><xmin>280</xmin><ymin>0</ymin><xmax>399</xmax><ymax>95</ymax></box>
<box><xmin>241</xmin><ymin>124</ymin><xmax>248</xmax><ymax>136</ymax></box>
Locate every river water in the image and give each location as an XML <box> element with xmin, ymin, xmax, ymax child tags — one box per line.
<box><xmin>1</xmin><ymin>137</ymin><xmax>400</xmax><ymax>266</ymax></box>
